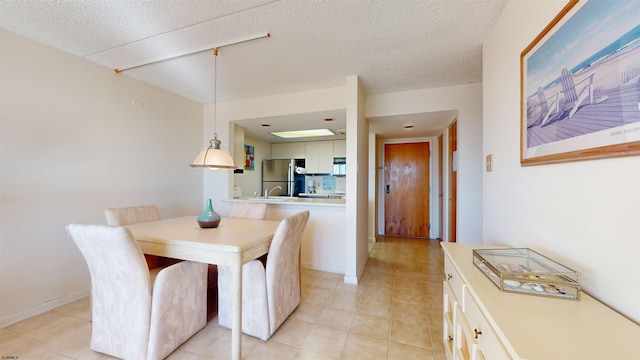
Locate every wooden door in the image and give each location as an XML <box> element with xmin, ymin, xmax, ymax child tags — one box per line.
<box><xmin>384</xmin><ymin>142</ymin><xmax>430</xmax><ymax>237</ymax></box>
<box><xmin>448</xmin><ymin>121</ymin><xmax>457</xmax><ymax>242</ymax></box>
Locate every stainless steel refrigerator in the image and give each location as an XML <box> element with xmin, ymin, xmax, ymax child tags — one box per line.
<box><xmin>262</xmin><ymin>159</ymin><xmax>305</xmax><ymax>196</ymax></box>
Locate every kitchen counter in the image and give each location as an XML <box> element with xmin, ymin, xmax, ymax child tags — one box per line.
<box><xmin>224</xmin><ymin>196</ymin><xmax>345</xmax><ymax>207</ymax></box>
<box><xmin>222</xmin><ymin>196</ymin><xmax>346</xmax><ymax>275</ymax></box>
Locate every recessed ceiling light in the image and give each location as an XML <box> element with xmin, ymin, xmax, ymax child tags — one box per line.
<box><xmin>271</xmin><ymin>129</ymin><xmax>336</xmax><ymax>138</ymax></box>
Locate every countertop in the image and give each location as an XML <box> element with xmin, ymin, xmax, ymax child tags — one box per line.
<box><xmin>224</xmin><ymin>196</ymin><xmax>346</xmax><ymax>207</ymax></box>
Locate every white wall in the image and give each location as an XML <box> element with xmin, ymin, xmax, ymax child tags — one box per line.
<box><xmin>483</xmin><ymin>0</ymin><xmax>640</xmax><ymax>323</ymax></box>
<box><xmin>366</xmin><ymin>84</ymin><xmax>484</xmax><ymax>243</ymax></box>
<box><xmin>265</xmin><ymin>204</ymin><xmax>347</xmax><ymax>274</ymax></box>
<box><xmin>203</xmin><ymin>83</ymin><xmax>373</xmax><ymax>284</ymax></box>
<box><xmin>0</xmin><ymin>30</ymin><xmax>204</xmax><ymax>327</ymax></box>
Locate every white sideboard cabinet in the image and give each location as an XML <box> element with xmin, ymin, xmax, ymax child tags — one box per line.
<box><xmin>441</xmin><ymin>243</ymin><xmax>640</xmax><ymax>360</ymax></box>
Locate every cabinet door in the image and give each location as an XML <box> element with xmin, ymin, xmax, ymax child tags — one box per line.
<box><xmin>333</xmin><ymin>140</ymin><xmax>346</xmax><ymax>157</ymax></box>
<box><xmin>463</xmin><ymin>288</ymin><xmax>511</xmax><ymax>360</ymax></box>
<box><xmin>443</xmin><ymin>281</ymin><xmax>457</xmax><ymax>360</ymax></box>
<box><xmin>455</xmin><ymin>303</ymin><xmax>478</xmax><ymax>360</ymax></box>
<box><xmin>305</xmin><ymin>141</ymin><xmax>334</xmax><ymax>173</ymax></box>
<box><xmin>272</xmin><ymin>142</ymin><xmax>306</xmax><ymax>159</ymax></box>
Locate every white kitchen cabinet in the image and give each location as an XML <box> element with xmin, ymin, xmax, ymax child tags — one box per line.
<box><xmin>442</xmin><ymin>243</ymin><xmax>640</xmax><ymax>360</ymax></box>
<box><xmin>333</xmin><ymin>140</ymin><xmax>346</xmax><ymax>158</ymax></box>
<box><xmin>305</xmin><ymin>141</ymin><xmax>334</xmax><ymax>174</ymax></box>
<box><xmin>271</xmin><ymin>142</ymin><xmax>306</xmax><ymax>159</ymax></box>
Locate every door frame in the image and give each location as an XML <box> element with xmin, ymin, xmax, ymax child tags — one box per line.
<box><xmin>376</xmin><ymin>136</ymin><xmax>437</xmax><ymax>239</ymax></box>
<box><xmin>440</xmin><ymin>118</ymin><xmax>458</xmax><ymax>243</ymax></box>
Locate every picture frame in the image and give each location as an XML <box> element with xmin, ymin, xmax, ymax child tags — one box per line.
<box><xmin>520</xmin><ymin>0</ymin><xmax>640</xmax><ymax>166</ymax></box>
<box><xmin>244</xmin><ymin>144</ymin><xmax>254</xmax><ymax>170</ymax></box>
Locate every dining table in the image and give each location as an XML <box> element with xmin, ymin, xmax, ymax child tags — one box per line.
<box><xmin>125</xmin><ymin>215</ymin><xmax>282</xmax><ymax>360</ymax></box>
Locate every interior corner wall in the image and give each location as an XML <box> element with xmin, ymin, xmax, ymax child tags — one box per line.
<box><xmin>0</xmin><ymin>29</ymin><xmax>204</xmax><ymax>327</ymax></box>
<box><xmin>366</xmin><ymin>83</ymin><xmax>484</xmax><ymax>243</ymax></box>
<box><xmin>483</xmin><ymin>0</ymin><xmax>640</xmax><ymax>323</ymax></box>
<box><xmin>344</xmin><ymin>75</ymin><xmax>369</xmax><ymax>285</ymax></box>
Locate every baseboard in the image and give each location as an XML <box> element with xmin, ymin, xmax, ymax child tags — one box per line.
<box><xmin>344</xmin><ymin>252</ymin><xmax>369</xmax><ymax>285</ymax></box>
<box><xmin>0</xmin><ymin>289</ymin><xmax>89</xmax><ymax>328</ymax></box>
<box><xmin>301</xmin><ymin>261</ymin><xmax>344</xmax><ymax>275</ymax></box>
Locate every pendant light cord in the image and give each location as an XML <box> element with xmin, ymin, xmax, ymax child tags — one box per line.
<box><xmin>213</xmin><ymin>48</ymin><xmax>218</xmax><ymax>140</ymax></box>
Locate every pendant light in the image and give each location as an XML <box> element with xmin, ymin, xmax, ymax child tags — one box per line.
<box><xmin>112</xmin><ymin>33</ymin><xmax>269</xmax><ymax>170</ymax></box>
<box><xmin>190</xmin><ymin>48</ymin><xmax>236</xmax><ymax>170</ymax></box>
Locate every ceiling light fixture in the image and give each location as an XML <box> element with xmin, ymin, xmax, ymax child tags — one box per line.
<box><xmin>271</xmin><ymin>129</ymin><xmax>336</xmax><ymax>138</ymax></box>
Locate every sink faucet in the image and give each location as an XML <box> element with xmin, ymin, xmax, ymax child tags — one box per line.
<box><xmin>264</xmin><ymin>185</ymin><xmax>282</xmax><ymax>198</ymax></box>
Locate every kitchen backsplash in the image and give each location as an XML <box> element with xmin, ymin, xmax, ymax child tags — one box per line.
<box><xmin>305</xmin><ymin>175</ymin><xmax>346</xmax><ymax>194</ymax></box>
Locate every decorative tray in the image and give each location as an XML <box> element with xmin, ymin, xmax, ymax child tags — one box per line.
<box><xmin>473</xmin><ymin>248</ymin><xmax>580</xmax><ymax>300</ymax></box>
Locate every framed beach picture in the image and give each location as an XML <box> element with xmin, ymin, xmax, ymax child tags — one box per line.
<box><xmin>521</xmin><ymin>0</ymin><xmax>640</xmax><ymax>166</ymax></box>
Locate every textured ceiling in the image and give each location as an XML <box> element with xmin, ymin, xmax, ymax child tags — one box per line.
<box><xmin>0</xmin><ymin>0</ymin><xmax>507</xmax><ymax>141</ymax></box>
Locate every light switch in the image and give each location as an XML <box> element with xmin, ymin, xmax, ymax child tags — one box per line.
<box><xmin>486</xmin><ymin>154</ymin><xmax>493</xmax><ymax>172</ymax></box>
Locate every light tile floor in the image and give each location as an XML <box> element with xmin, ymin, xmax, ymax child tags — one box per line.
<box><xmin>0</xmin><ymin>236</ymin><xmax>445</xmax><ymax>359</ymax></box>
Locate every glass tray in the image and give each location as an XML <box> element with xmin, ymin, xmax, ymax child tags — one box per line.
<box><xmin>473</xmin><ymin>248</ymin><xmax>580</xmax><ymax>300</ymax></box>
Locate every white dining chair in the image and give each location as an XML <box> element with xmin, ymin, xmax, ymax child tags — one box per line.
<box><xmin>217</xmin><ymin>210</ymin><xmax>310</xmax><ymax>340</ymax></box>
<box><xmin>67</xmin><ymin>224</ymin><xmax>208</xmax><ymax>360</ymax></box>
<box><xmin>104</xmin><ymin>205</ymin><xmax>176</xmax><ymax>269</ymax></box>
<box><xmin>206</xmin><ymin>202</ymin><xmax>269</xmax><ymax>319</ymax></box>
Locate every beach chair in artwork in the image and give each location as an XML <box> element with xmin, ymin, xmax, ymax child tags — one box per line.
<box><xmin>536</xmin><ymin>86</ymin><xmax>560</xmax><ymax>127</ymax></box>
<box><xmin>559</xmin><ymin>68</ymin><xmax>607</xmax><ymax>119</ymax></box>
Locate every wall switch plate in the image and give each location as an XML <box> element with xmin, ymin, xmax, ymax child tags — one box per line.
<box><xmin>486</xmin><ymin>154</ymin><xmax>493</xmax><ymax>172</ymax></box>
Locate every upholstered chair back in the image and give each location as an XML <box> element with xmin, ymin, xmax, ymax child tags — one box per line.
<box><xmin>104</xmin><ymin>205</ymin><xmax>160</xmax><ymax>226</ymax></box>
<box><xmin>217</xmin><ymin>210</ymin><xmax>310</xmax><ymax>340</ymax></box>
<box><xmin>67</xmin><ymin>224</ymin><xmax>208</xmax><ymax>360</ymax></box>
<box><xmin>228</xmin><ymin>203</ymin><xmax>268</xmax><ymax>220</ymax></box>
<box><xmin>265</xmin><ymin>210</ymin><xmax>309</xmax><ymax>333</ymax></box>
<box><xmin>68</xmin><ymin>224</ymin><xmax>154</xmax><ymax>359</ymax></box>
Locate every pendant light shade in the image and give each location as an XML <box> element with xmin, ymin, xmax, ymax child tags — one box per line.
<box><xmin>190</xmin><ymin>135</ymin><xmax>236</xmax><ymax>169</ymax></box>
<box><xmin>190</xmin><ymin>48</ymin><xmax>236</xmax><ymax>170</ymax></box>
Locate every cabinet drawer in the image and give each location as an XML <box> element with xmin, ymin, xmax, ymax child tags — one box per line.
<box><xmin>463</xmin><ymin>288</ymin><xmax>511</xmax><ymax>359</ymax></box>
<box><xmin>444</xmin><ymin>256</ymin><xmax>465</xmax><ymax>305</ymax></box>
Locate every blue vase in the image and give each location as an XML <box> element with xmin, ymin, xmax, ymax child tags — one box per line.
<box><xmin>197</xmin><ymin>199</ymin><xmax>221</xmax><ymax>228</ymax></box>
